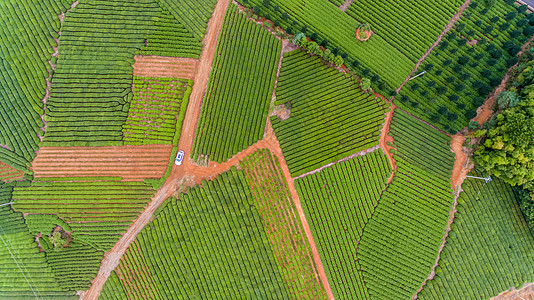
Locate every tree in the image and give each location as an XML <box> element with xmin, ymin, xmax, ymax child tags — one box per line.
<box><xmin>305</xmin><ymin>41</ymin><xmax>321</xmax><ymax>55</ymax></box>
<box><xmin>323</xmin><ymin>49</ymin><xmax>335</xmax><ymax>63</ymax></box>
<box><xmin>281</xmin><ymin>12</ymin><xmax>288</xmax><ymax>20</ymax></box>
<box><xmin>458</xmin><ymin>56</ymin><xmax>470</xmax><ymax>65</ymax></box>
<box><xmin>301</xmin><ymin>25</ymin><xmax>307</xmax><ymax>33</ymax></box>
<box><xmin>448</xmin><ymin>112</ymin><xmax>458</xmax><ymax>121</ymax></box>
<box><xmin>360</xmin><ymin>78</ymin><xmax>371</xmax><ymax>91</ymax></box>
<box><xmin>443</xmin><ymin>59</ymin><xmax>453</xmax><ymax>66</ymax></box>
<box><xmin>475</xmin><ymin>99</ymin><xmax>534</xmax><ymax>186</ymax></box>
<box><xmin>341</xmin><ymin>52</ymin><xmax>348</xmax><ymax>59</ymax></box>
<box><xmin>333</xmin><ymin>55</ymin><xmax>344</xmax><ymax>67</ymax></box>
<box><xmin>410</xmin><ymin>83</ymin><xmax>420</xmax><ymax>90</ymax></box>
<box><xmin>310</xmin><ymin>32</ymin><xmax>319</xmax><ymax>41</ymax></box>
<box><xmin>461</xmin><ymin>72</ymin><xmax>471</xmax><ymax>81</ymax></box>
<box><xmin>506</xmin><ymin>11</ymin><xmax>517</xmax><ymax>21</ymax></box>
<box><xmin>524</xmin><ymin>26</ymin><xmax>534</xmax><ymax>36</ymax></box>
<box><xmin>286</xmin><ymin>27</ymin><xmax>293</xmax><ymax>34</ymax></box>
<box><xmin>446</xmin><ymin>76</ymin><xmax>455</xmax><ymax>83</ymax></box>
<box><xmin>273</xmin><ymin>19</ymin><xmax>280</xmax><ymax>27</ymax></box>
<box><xmin>389</xmin><ymin>90</ymin><xmax>397</xmax><ymax>96</ymax></box>
<box><xmin>400</xmin><ymin>95</ymin><xmax>410</xmax><ymax>102</ymax></box>
<box><xmin>448</xmin><ymin>94</ymin><xmax>460</xmax><ymax>102</ymax></box>
<box><xmin>438</xmin><ymin>106</ymin><xmax>448</xmax><ymax>114</ymax></box>
<box><xmin>371</xmin><ymin>74</ymin><xmax>380</xmax><ymax>82</ymax></box>
<box><xmin>299</xmin><ymin>36</ymin><xmax>308</xmax><ymax>48</ymax></box>
<box><xmin>439</xmin><ymin>40</ymin><xmax>449</xmax><ymax>50</ymax></box>
<box><xmin>436</xmin><ymin>86</ymin><xmax>448</xmax><ymax>95</ymax></box>
<box><xmin>484</xmin><ymin>25</ymin><xmax>494</xmax><ymax>34</ymax></box>
<box><xmin>320</xmin><ymin>39</ymin><xmax>329</xmax><ymax>47</ymax></box>
<box><xmin>253</xmin><ymin>6</ymin><xmax>261</xmax><ymax>15</ymax></box>
<box><xmin>481</xmin><ymin>69</ymin><xmax>492</xmax><ymax>78</ymax></box>
<box><xmin>426</xmin><ymin>80</ymin><xmax>437</xmax><ymax>88</ymax></box>
<box><xmin>351</xmin><ymin>59</ymin><xmax>360</xmax><ymax>68</ymax></box>
<box><xmin>424</xmin><ymin>64</ymin><xmax>434</xmax><ymax>71</ymax></box>
<box><xmin>497</xmin><ymin>91</ymin><xmax>521</xmax><ymax>109</ymax></box>
<box><xmin>517</xmin><ymin>18</ymin><xmax>529</xmax><ymax>28</ymax></box>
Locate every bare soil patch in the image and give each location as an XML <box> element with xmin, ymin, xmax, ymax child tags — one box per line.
<box><xmin>133</xmin><ymin>56</ymin><xmax>199</xmax><ymax>80</ymax></box>
<box><xmin>355</xmin><ymin>28</ymin><xmax>372</xmax><ymax>42</ymax></box>
<box><xmin>32</xmin><ymin>145</ymin><xmax>172</xmax><ymax>181</ymax></box>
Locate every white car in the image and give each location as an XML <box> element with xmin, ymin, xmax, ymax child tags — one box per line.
<box><xmin>175</xmin><ymin>150</ymin><xmax>185</xmax><ymax>166</ymax></box>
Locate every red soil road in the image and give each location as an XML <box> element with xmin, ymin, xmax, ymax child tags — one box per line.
<box><xmin>32</xmin><ymin>145</ymin><xmax>172</xmax><ymax>181</ymax></box>
<box><xmin>132</xmin><ymin>56</ymin><xmax>199</xmax><ymax>80</ymax></box>
<box><xmin>377</xmin><ymin>93</ymin><xmax>397</xmax><ymax>184</ymax></box>
<box><xmin>0</xmin><ymin>161</ymin><xmax>24</xmax><ymax>181</ymax></box>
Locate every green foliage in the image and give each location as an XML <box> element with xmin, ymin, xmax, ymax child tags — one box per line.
<box><xmin>0</xmin><ymin>183</ymin><xmax>76</xmax><ymax>298</ymax></box>
<box><xmin>100</xmin><ymin>271</ymin><xmax>128</xmax><ymax>300</ymax></box>
<box><xmin>296</xmin><ymin>150</ymin><xmax>391</xmax><ymax>300</ymax></box>
<box><xmin>12</xmin><ymin>177</ymin><xmax>155</xmax><ymax>251</ymax></box>
<box><xmin>419</xmin><ymin>174</ymin><xmax>534</xmax><ymax>299</ymax></box>
<box><xmin>155</xmin><ymin>0</ymin><xmax>217</xmax><ymax>42</ymax></box>
<box><xmin>271</xmin><ymin>50</ymin><xmax>389</xmax><ymax>177</ymax></box>
<box><xmin>115</xmin><ymin>169</ymin><xmax>290</xmax><ymax>298</ymax></box>
<box><xmin>346</xmin><ymin>0</ymin><xmax>464</xmax><ymax>61</ymax></box>
<box><xmin>497</xmin><ymin>90</ymin><xmax>521</xmax><ymax>109</ymax></box>
<box><xmin>515</xmin><ymin>186</ymin><xmax>534</xmax><ymax>234</ymax></box>
<box><xmin>193</xmin><ymin>8</ymin><xmax>282</xmax><ymax>163</ymax></box>
<box><xmin>292</xmin><ymin>32</ymin><xmax>306</xmax><ymax>45</ymax></box>
<box><xmin>25</xmin><ymin>214</ymin><xmax>71</xmax><ymax>236</ymax></box>
<box><xmin>397</xmin><ymin>0</ymin><xmax>528</xmax><ymax>132</ymax></box>
<box><xmin>241</xmin><ymin>149</ymin><xmax>328</xmax><ymax>299</ymax></box>
<box><xmin>123</xmin><ymin>77</ymin><xmax>193</xmax><ymax>145</ymax></box>
<box><xmin>360</xmin><ymin>77</ymin><xmax>372</xmax><ymax>90</ymax></box>
<box><xmin>475</xmin><ymin>99</ymin><xmax>534</xmax><ymax>186</ymax></box>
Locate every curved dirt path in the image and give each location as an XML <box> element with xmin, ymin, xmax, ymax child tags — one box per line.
<box><xmin>83</xmin><ymin>1</ymin><xmax>334</xmax><ymax>298</ymax></box>
<box><xmin>396</xmin><ymin>0</ymin><xmax>471</xmax><ymax>94</ymax></box>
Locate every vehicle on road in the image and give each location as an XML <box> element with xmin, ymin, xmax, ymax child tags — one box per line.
<box><xmin>175</xmin><ymin>150</ymin><xmax>185</xmax><ymax>166</ymax></box>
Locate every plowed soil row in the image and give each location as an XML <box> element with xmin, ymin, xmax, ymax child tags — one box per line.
<box><xmin>133</xmin><ymin>55</ymin><xmax>198</xmax><ymax>80</ymax></box>
<box><xmin>32</xmin><ymin>145</ymin><xmax>172</xmax><ymax>181</ymax></box>
<box><xmin>0</xmin><ymin>161</ymin><xmax>24</xmax><ymax>181</ymax></box>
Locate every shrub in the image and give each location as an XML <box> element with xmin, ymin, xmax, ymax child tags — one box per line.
<box><xmin>453</xmin><ymin>64</ymin><xmax>463</xmax><ymax>73</ymax></box>
<box><xmin>286</xmin><ymin>27</ymin><xmax>293</xmax><ymax>34</ymax></box>
<box><xmin>508</xmin><ymin>45</ymin><xmax>521</xmax><ymax>56</ymax></box>
<box><xmin>438</xmin><ymin>106</ymin><xmax>448</xmax><ymax>114</ymax></box>
<box><xmin>253</xmin><ymin>6</ymin><xmax>261</xmax><ymax>14</ymax></box>
<box><xmin>292</xmin><ymin>32</ymin><xmax>306</xmax><ymax>45</ymax></box>
<box><xmin>351</xmin><ymin>60</ymin><xmax>360</xmax><ymax>68</ymax></box>
<box><xmin>490</xmin><ymin>16</ymin><xmax>500</xmax><ymax>23</ymax></box>
<box><xmin>458</xmin><ymin>56</ymin><xmax>470</xmax><ymax>65</ymax></box>
<box><xmin>333</xmin><ymin>55</ymin><xmax>344</xmax><ymax>67</ymax></box>
<box><xmin>447</xmin><ymin>32</ymin><xmax>457</xmax><ymax>40</ymax></box>
<box><xmin>486</xmin><ymin>44</ymin><xmax>496</xmax><ymax>52</ymax></box>
<box><xmin>389</xmin><ymin>90</ymin><xmax>397</xmax><ymax>96</ymax></box>
<box><xmin>478</xmin><ymin>85</ymin><xmax>492</xmax><ymax>95</ymax></box>
<box><xmin>480</xmin><ymin>8</ymin><xmax>488</xmax><ymax>15</ymax></box>
<box><xmin>497</xmin><ymin>91</ymin><xmax>520</xmax><ymax>109</ymax></box>
<box><xmin>424</xmin><ymin>64</ymin><xmax>434</xmax><ymax>71</ymax></box>
<box><xmin>448</xmin><ymin>112</ymin><xmax>458</xmax><ymax>122</ymax></box>
<box><xmin>448</xmin><ymin>94</ymin><xmax>460</xmax><ymax>102</ymax></box>
<box><xmin>437</xmin><ymin>86</ymin><xmax>448</xmax><ymax>95</ymax></box>
<box><xmin>524</xmin><ymin>26</ymin><xmax>534</xmax><ymax>36</ymax></box>
<box><xmin>371</xmin><ymin>74</ymin><xmax>380</xmax><ymax>82</ymax></box>
<box><xmin>488</xmin><ymin>58</ymin><xmax>498</xmax><ymax>66</ymax></box>
<box><xmin>450</xmin><ymin>48</ymin><xmax>459</xmax><ymax>54</ymax></box>
<box><xmin>507</xmin><ymin>57</ymin><xmax>519</xmax><ymax>67</ymax></box>
<box><xmin>421</xmin><ymin>90</ymin><xmax>429</xmax><ymax>97</ymax></box>
<box><xmin>484</xmin><ymin>25</ymin><xmax>494</xmax><ymax>34</ymax></box>
<box><xmin>475</xmin><ymin>20</ymin><xmax>483</xmax><ymax>27</ymax></box>
<box><xmin>457</xmin><ymin>24</ymin><xmax>466</xmax><ymax>32</ymax></box>
<box><xmin>273</xmin><ymin>5</ymin><xmax>279</xmax><ymax>11</ymax></box>
<box><xmin>273</xmin><ymin>19</ymin><xmax>280</xmax><ymax>27</ymax></box>
<box><xmin>426</xmin><ymin>80</ymin><xmax>437</xmax><ymax>88</ymax></box>
<box><xmin>301</xmin><ymin>25</ymin><xmax>307</xmax><ymax>33</ymax></box>
<box><xmin>517</xmin><ymin>18</ymin><xmax>529</xmax><ymax>28</ymax></box>
<box><xmin>490</xmin><ymin>77</ymin><xmax>501</xmax><ymax>87</ymax></box>
<box><xmin>264</xmin><ymin>13</ymin><xmax>271</xmax><ymax>20</ymax></box>
<box><xmin>474</xmin><ymin>53</ymin><xmax>485</xmax><ymax>60</ymax></box>
<box><xmin>506</xmin><ymin>11</ymin><xmax>517</xmax><ymax>21</ymax></box>
<box><xmin>341</xmin><ymin>52</ymin><xmax>348</xmax><ymax>59</ymax></box>
<box><xmin>323</xmin><ymin>49</ymin><xmax>334</xmax><ymax>62</ymax></box>
<box><xmin>310</xmin><ymin>32</ymin><xmax>319</xmax><ymax>41</ymax></box>
<box><xmin>518</xmin><ymin>5</ymin><xmax>528</xmax><ymax>14</ymax></box>
<box><xmin>362</xmin><ymin>68</ymin><xmax>370</xmax><ymax>76</ymax></box>
<box><xmin>360</xmin><ymin>78</ymin><xmax>371</xmax><ymax>90</ymax></box>
<box><xmin>467</xmin><ymin>30</ymin><xmax>476</xmax><ymax>36</ymax></box>
<box><xmin>465</xmin><ymin>109</ymin><xmax>477</xmax><ymax>119</ymax></box>
<box><xmin>461</xmin><ymin>72</ymin><xmax>471</xmax><ymax>81</ymax></box>
<box><xmin>411</xmin><ymin>101</ymin><xmax>420</xmax><ymax>108</ymax></box>
<box><xmin>431</xmin><ymin>114</ymin><xmax>441</xmax><ymax>122</ymax></box>
<box><xmin>457</xmin><ymin>38</ymin><xmax>468</xmax><ymax>46</ymax></box>
<box><xmin>457</xmin><ymin>102</ymin><xmax>466</xmax><ymax>110</ymax></box>
<box><xmin>320</xmin><ymin>39</ymin><xmax>328</xmax><ymax>47</ymax></box>
<box><xmin>446</xmin><ymin>76</ymin><xmax>455</xmax><ymax>83</ymax></box>
<box><xmin>435</xmin><ymin>70</ymin><xmax>443</xmax><ymax>76</ymax></box>
<box><xmin>480</xmin><ymin>69</ymin><xmax>492</xmax><ymax>78</ymax></box>
<box><xmin>281</xmin><ymin>12</ymin><xmax>288</xmax><ymax>20</ymax></box>
<box><xmin>400</xmin><ymin>95</ymin><xmax>409</xmax><ymax>102</ymax></box>
<box><xmin>331</xmin><ymin>47</ymin><xmax>339</xmax><ymax>55</ymax></box>
<box><xmin>455</xmin><ymin>83</ymin><xmax>466</xmax><ymax>92</ymax></box>
<box><xmin>411</xmin><ymin>83</ymin><xmax>420</xmax><ymax>90</ymax></box>
<box><xmin>503</xmin><ymin>40</ymin><xmax>515</xmax><ymax>50</ymax></box>
<box><xmin>471</xmin><ymin>62</ymin><xmax>480</xmax><ymax>68</ymax></box>
<box><xmin>443</xmin><ymin>59</ymin><xmax>453</xmax><ymax>66</ymax></box>
<box><xmin>500</xmin><ymin>22</ymin><xmax>511</xmax><ymax>31</ymax></box>
<box><xmin>472</xmin><ymin>81</ymin><xmax>484</xmax><ymax>89</ymax></box>
<box><xmin>439</xmin><ymin>41</ymin><xmax>449</xmax><ymax>50</ymax></box>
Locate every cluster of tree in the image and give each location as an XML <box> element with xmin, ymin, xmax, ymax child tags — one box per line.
<box><xmin>293</xmin><ymin>33</ymin><xmax>344</xmax><ymax>67</ymax></box>
<box><xmin>475</xmin><ymin>58</ymin><xmax>534</xmax><ymax>231</ymax></box>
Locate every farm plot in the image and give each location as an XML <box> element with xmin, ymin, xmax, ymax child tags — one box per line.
<box><xmin>137</xmin><ymin>6</ymin><xmax>203</xmax><ymax>58</ymax></box>
<box><xmin>355</xmin><ymin>112</ymin><xmax>456</xmax><ymax>299</ymax></box>
<box><xmin>32</xmin><ymin>145</ymin><xmax>173</xmax><ymax>181</ymax></box>
<box><xmin>397</xmin><ymin>1</ymin><xmax>531</xmax><ymax>133</ymax></box>
<box><xmin>0</xmin><ymin>161</ymin><xmax>24</xmax><ymax>182</ymax></box>
<box><xmin>240</xmin><ymin>149</ymin><xmax>327</xmax><ymax>300</ymax></box>
<box><xmin>45</xmin><ymin>242</ymin><xmax>104</xmax><ymax>291</ymax></box>
<box><xmin>295</xmin><ymin>150</ymin><xmax>392</xmax><ymax>300</ymax></box>
<box><xmin>0</xmin><ymin>182</ymin><xmax>76</xmax><ymax>299</ymax></box>
<box><xmin>154</xmin><ymin>0</ymin><xmax>217</xmax><ymax>42</ymax></box>
<box><xmin>0</xmin><ymin>0</ymin><xmax>72</xmax><ymax>162</ymax></box>
<box><xmin>193</xmin><ymin>7</ymin><xmax>282</xmax><ymax>163</ymax></box>
<box><xmin>240</xmin><ymin>0</ymin><xmax>415</xmax><ymax>92</ymax></box>
<box><xmin>272</xmin><ymin>50</ymin><xmax>389</xmax><ymax>177</ymax></box>
<box><xmin>101</xmin><ymin>169</ymin><xmax>290</xmax><ymax>299</ymax></box>
<box><xmin>11</xmin><ymin>177</ymin><xmax>155</xmax><ymax>251</ymax></box>
<box><xmin>133</xmin><ymin>57</ymin><xmax>198</xmax><ymax>79</ymax></box>
<box><xmin>389</xmin><ymin>110</ymin><xmax>455</xmax><ymax>182</ymax></box>
<box><xmin>44</xmin><ymin>0</ymin><xmax>203</xmax><ymax>147</ymax></box>
<box><xmin>419</xmin><ymin>173</ymin><xmax>534</xmax><ymax>299</ymax></box>
<box><xmin>100</xmin><ymin>271</ymin><xmax>129</xmax><ymax>300</ymax></box>
<box><xmin>122</xmin><ymin>77</ymin><xmax>193</xmax><ymax>145</ymax></box>
<box><xmin>115</xmin><ymin>240</ymin><xmax>162</xmax><ymax>299</ymax></box>
<box><xmin>346</xmin><ymin>0</ymin><xmax>464</xmax><ymax>62</ymax></box>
